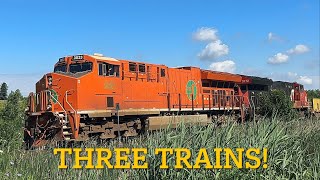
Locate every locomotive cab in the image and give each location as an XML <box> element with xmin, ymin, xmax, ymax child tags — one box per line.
<box><xmin>25</xmin><ymin>54</ymin><xmax>122</xmax><ymax>148</ymax></box>
<box><xmin>292</xmin><ymin>83</ymin><xmax>309</xmax><ymax>109</ymax></box>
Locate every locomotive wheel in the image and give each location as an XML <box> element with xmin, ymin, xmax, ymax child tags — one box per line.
<box><xmin>24</xmin><ymin>135</ymin><xmax>34</xmax><ymax>150</ymax></box>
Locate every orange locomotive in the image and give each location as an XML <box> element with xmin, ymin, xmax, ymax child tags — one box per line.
<box><xmin>24</xmin><ymin>54</ymin><xmax>248</xmax><ymax>148</ymax></box>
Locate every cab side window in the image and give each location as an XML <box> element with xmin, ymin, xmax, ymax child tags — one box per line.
<box><xmin>139</xmin><ymin>64</ymin><xmax>146</xmax><ymax>73</ymax></box>
<box><xmin>108</xmin><ymin>64</ymin><xmax>120</xmax><ymax>77</ymax></box>
<box><xmin>99</xmin><ymin>63</ymin><xmax>107</xmax><ymax>76</ymax></box>
<box><xmin>161</xmin><ymin>68</ymin><xmax>166</xmax><ymax>77</ymax></box>
<box><xmin>98</xmin><ymin>62</ymin><xmax>119</xmax><ymax>77</ymax></box>
<box><xmin>129</xmin><ymin>62</ymin><xmax>136</xmax><ymax>72</ymax></box>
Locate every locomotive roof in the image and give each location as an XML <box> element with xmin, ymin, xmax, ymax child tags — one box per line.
<box><xmin>243</xmin><ymin>75</ymin><xmax>273</xmax><ymax>85</ymax></box>
<box><xmin>174</xmin><ymin>66</ymin><xmax>199</xmax><ymax>69</ymax></box>
<box><xmin>89</xmin><ymin>55</ymin><xmax>119</xmax><ymax>62</ymax></box>
<box><xmin>273</xmin><ymin>81</ymin><xmax>294</xmax><ymax>85</ymax></box>
<box><xmin>201</xmin><ymin>70</ymin><xmax>242</xmax><ymax>83</ymax></box>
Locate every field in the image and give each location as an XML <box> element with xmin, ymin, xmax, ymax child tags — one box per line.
<box><xmin>0</xmin><ymin>116</ymin><xmax>319</xmax><ymax>179</ymax></box>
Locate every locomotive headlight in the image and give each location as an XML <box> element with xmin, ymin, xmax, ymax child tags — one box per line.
<box><xmin>48</xmin><ymin>76</ymin><xmax>53</xmax><ymax>86</ymax></box>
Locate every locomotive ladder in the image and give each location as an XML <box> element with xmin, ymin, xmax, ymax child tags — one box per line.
<box><xmin>60</xmin><ymin>113</ymin><xmax>73</xmax><ymax>141</ymax></box>
<box><xmin>62</xmin><ymin>90</ymin><xmax>77</xmax><ymax>141</ymax></box>
<box><xmin>47</xmin><ymin>90</ymin><xmax>74</xmax><ymax>141</ymax></box>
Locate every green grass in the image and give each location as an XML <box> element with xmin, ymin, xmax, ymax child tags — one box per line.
<box><xmin>0</xmin><ymin>117</ymin><xmax>320</xmax><ymax>179</ymax></box>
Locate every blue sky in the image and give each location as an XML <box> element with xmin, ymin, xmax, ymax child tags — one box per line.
<box><xmin>0</xmin><ymin>0</ymin><xmax>319</xmax><ymax>95</ymax></box>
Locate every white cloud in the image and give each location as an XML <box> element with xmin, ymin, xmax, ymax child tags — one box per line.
<box><xmin>209</xmin><ymin>60</ymin><xmax>236</xmax><ymax>73</ymax></box>
<box><xmin>241</xmin><ymin>70</ymin><xmax>317</xmax><ymax>89</ymax></box>
<box><xmin>193</xmin><ymin>27</ymin><xmax>230</xmax><ymax>60</ymax></box>
<box><xmin>267</xmin><ymin>44</ymin><xmax>310</xmax><ymax>65</ymax></box>
<box><xmin>287</xmin><ymin>72</ymin><xmax>298</xmax><ymax>79</ymax></box>
<box><xmin>269</xmin><ymin>72</ymin><xmax>314</xmax><ymax>88</ymax></box>
<box><xmin>287</xmin><ymin>44</ymin><xmax>309</xmax><ymax>54</ymax></box>
<box><xmin>198</xmin><ymin>40</ymin><xmax>229</xmax><ymax>60</ymax></box>
<box><xmin>267</xmin><ymin>32</ymin><xmax>284</xmax><ymax>42</ymax></box>
<box><xmin>268</xmin><ymin>53</ymin><xmax>289</xmax><ymax>64</ymax></box>
<box><xmin>267</xmin><ymin>32</ymin><xmax>277</xmax><ymax>41</ymax></box>
<box><xmin>193</xmin><ymin>27</ymin><xmax>219</xmax><ymax>42</ymax></box>
<box><xmin>297</xmin><ymin>76</ymin><xmax>312</xmax><ymax>85</ymax></box>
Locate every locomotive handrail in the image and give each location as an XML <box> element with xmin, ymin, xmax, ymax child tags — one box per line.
<box><xmin>171</xmin><ymin>94</ymin><xmax>244</xmax><ymax>110</ymax></box>
<box><xmin>46</xmin><ymin>90</ymin><xmax>67</xmax><ymax>123</ymax></box>
<box><xmin>66</xmin><ymin>90</ymin><xmax>78</xmax><ymax>131</ymax></box>
<box><xmin>66</xmin><ymin>90</ymin><xmax>77</xmax><ymax>115</ymax></box>
<box><xmin>46</xmin><ymin>90</ymin><xmax>66</xmax><ymax>113</ymax></box>
<box><xmin>250</xmin><ymin>96</ymin><xmax>256</xmax><ymax>120</ymax></box>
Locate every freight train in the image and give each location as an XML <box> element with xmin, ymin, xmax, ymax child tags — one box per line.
<box><xmin>239</xmin><ymin>75</ymin><xmax>309</xmax><ymax>116</ymax></box>
<box><xmin>24</xmin><ymin>54</ymin><xmax>310</xmax><ymax>149</ymax></box>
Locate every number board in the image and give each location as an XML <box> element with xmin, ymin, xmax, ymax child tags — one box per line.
<box><xmin>73</xmin><ymin>55</ymin><xmax>84</xmax><ymax>61</ymax></box>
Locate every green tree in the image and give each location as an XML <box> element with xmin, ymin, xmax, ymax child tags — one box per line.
<box><xmin>0</xmin><ymin>82</ymin><xmax>8</xmax><ymax>100</ymax></box>
<box><xmin>0</xmin><ymin>89</ymin><xmax>26</xmax><ymax>147</ymax></box>
<box><xmin>1</xmin><ymin>89</ymin><xmax>24</xmax><ymax>120</ymax></box>
<box><xmin>306</xmin><ymin>89</ymin><xmax>320</xmax><ymax>101</ymax></box>
<box><xmin>258</xmin><ymin>90</ymin><xmax>295</xmax><ymax>120</ymax></box>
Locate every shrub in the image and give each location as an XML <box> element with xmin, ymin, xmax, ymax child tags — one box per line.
<box><xmin>258</xmin><ymin>90</ymin><xmax>296</xmax><ymax>119</ymax></box>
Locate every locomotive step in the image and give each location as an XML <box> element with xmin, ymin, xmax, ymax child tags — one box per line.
<box><xmin>63</xmin><ymin>132</ymin><xmax>72</xmax><ymax>135</ymax></box>
<box><xmin>62</xmin><ymin>125</ymin><xmax>70</xmax><ymax>129</ymax></box>
<box><xmin>64</xmin><ymin>137</ymin><xmax>75</xmax><ymax>141</ymax></box>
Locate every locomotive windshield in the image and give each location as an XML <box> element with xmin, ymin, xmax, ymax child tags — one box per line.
<box><xmin>70</xmin><ymin>62</ymin><xmax>93</xmax><ymax>74</ymax></box>
<box><xmin>54</xmin><ymin>65</ymin><xmax>67</xmax><ymax>73</ymax></box>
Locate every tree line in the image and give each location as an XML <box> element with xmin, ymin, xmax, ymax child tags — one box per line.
<box><xmin>306</xmin><ymin>89</ymin><xmax>320</xmax><ymax>101</ymax></box>
<box><xmin>0</xmin><ymin>82</ymin><xmax>26</xmax><ymax>147</ymax></box>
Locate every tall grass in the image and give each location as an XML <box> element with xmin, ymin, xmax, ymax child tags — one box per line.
<box><xmin>0</xmin><ymin>116</ymin><xmax>320</xmax><ymax>179</ymax></box>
